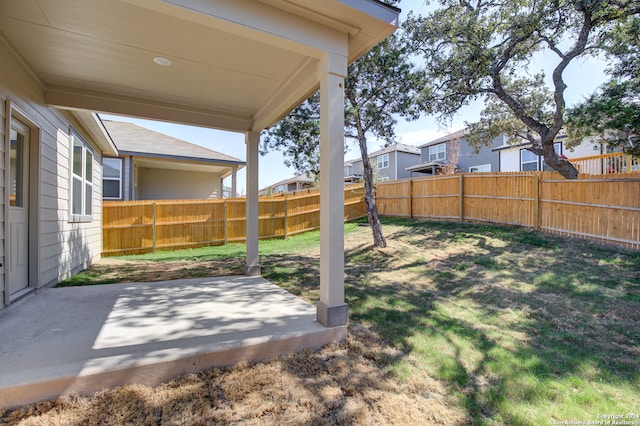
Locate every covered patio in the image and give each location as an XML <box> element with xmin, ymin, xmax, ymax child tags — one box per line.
<box><xmin>0</xmin><ymin>276</ymin><xmax>346</xmax><ymax>408</ymax></box>
<box><xmin>0</xmin><ymin>0</ymin><xmax>400</xmax><ymax>408</ymax></box>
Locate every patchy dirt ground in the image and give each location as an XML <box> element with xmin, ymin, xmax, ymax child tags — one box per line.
<box><xmin>69</xmin><ymin>256</ymin><xmax>246</xmax><ymax>284</ymax></box>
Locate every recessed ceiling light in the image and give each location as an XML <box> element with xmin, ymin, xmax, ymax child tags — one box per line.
<box><xmin>153</xmin><ymin>57</ymin><xmax>172</xmax><ymax>66</ymax></box>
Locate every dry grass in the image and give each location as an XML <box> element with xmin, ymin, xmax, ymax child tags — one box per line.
<box><xmin>1</xmin><ymin>326</ymin><xmax>466</xmax><ymax>425</ymax></box>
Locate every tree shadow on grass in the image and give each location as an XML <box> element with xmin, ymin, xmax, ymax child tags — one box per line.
<box><xmin>367</xmin><ymin>218</ymin><xmax>640</xmax><ymax>423</ymax></box>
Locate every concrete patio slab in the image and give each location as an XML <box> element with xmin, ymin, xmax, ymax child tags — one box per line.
<box><xmin>0</xmin><ymin>276</ymin><xmax>346</xmax><ymax>409</ymax></box>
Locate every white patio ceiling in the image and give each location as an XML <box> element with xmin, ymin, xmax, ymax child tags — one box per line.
<box><xmin>0</xmin><ymin>0</ymin><xmax>399</xmax><ymax>132</ymax></box>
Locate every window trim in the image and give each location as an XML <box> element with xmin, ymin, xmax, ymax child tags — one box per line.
<box><xmin>69</xmin><ymin>129</ymin><xmax>95</xmax><ymax>223</ymax></box>
<box><xmin>429</xmin><ymin>143</ymin><xmax>447</xmax><ymax>162</ymax></box>
<box><xmin>469</xmin><ymin>164</ymin><xmax>491</xmax><ymax>173</ymax></box>
<box><xmin>377</xmin><ymin>153</ymin><xmax>389</xmax><ymax>169</ymax></box>
<box><xmin>520</xmin><ymin>149</ymin><xmax>539</xmax><ymax>171</ymax></box>
<box><xmin>102</xmin><ymin>157</ymin><xmax>123</xmax><ymax>200</ymax></box>
<box><xmin>521</xmin><ymin>142</ymin><xmax>563</xmax><ymax>171</ymax></box>
<box><xmin>376</xmin><ymin>176</ymin><xmax>390</xmax><ymax>182</ymax></box>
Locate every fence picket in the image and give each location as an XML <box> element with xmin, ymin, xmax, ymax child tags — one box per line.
<box><xmin>103</xmin><ymin>186</ymin><xmax>367</xmax><ymax>256</ymax></box>
<box><xmin>376</xmin><ymin>171</ymin><xmax>640</xmax><ymax>249</ymax></box>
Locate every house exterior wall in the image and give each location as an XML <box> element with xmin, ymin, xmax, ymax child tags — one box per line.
<box><xmin>458</xmin><ymin>137</ymin><xmax>501</xmax><ymax>172</ymax></box>
<box><xmin>499</xmin><ymin>148</ymin><xmax>521</xmax><ymax>172</ymax></box>
<box><xmin>137</xmin><ymin>167</ymin><xmax>222</xmax><ymax>200</ymax></box>
<box><xmin>564</xmin><ymin>140</ymin><xmax>598</xmax><ymax>158</ymax></box>
<box><xmin>352</xmin><ymin>159</ymin><xmax>364</xmax><ymax>177</ymax></box>
<box><xmin>375</xmin><ymin>152</ymin><xmax>393</xmax><ymax>181</ymax></box>
<box><xmin>0</xmin><ymin>40</ymin><xmax>104</xmax><ymax>306</ymax></box>
<box><xmin>396</xmin><ymin>151</ymin><xmax>421</xmax><ymax>179</ymax></box>
<box><xmin>347</xmin><ymin>150</ymin><xmax>420</xmax><ymax>182</ymax></box>
<box><xmin>497</xmin><ymin>139</ymin><xmax>596</xmax><ymax>172</ymax></box>
<box><xmin>419</xmin><ymin>136</ymin><xmax>501</xmax><ymax>172</ymax></box>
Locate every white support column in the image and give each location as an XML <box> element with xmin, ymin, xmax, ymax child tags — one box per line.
<box><xmin>245</xmin><ymin>131</ymin><xmax>261</xmax><ymax>276</ymax></box>
<box><xmin>317</xmin><ymin>52</ymin><xmax>348</xmax><ymax>327</ymax></box>
<box><xmin>231</xmin><ymin>166</ymin><xmax>238</xmax><ymax>198</ymax></box>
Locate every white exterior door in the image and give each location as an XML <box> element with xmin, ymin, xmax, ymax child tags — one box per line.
<box><xmin>9</xmin><ymin>119</ymin><xmax>30</xmax><ymax>295</ymax></box>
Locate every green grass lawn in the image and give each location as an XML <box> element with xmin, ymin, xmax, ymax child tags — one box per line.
<box><xmin>58</xmin><ymin>218</ymin><xmax>640</xmax><ymax>424</ymax></box>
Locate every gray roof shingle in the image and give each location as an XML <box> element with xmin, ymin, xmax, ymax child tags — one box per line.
<box><xmin>102</xmin><ymin>120</ymin><xmax>244</xmax><ymax>164</ymax></box>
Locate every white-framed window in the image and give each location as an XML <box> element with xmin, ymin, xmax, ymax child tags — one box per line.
<box><xmin>520</xmin><ymin>150</ymin><xmax>539</xmax><ymax>171</ymax></box>
<box><xmin>376</xmin><ymin>176</ymin><xmax>390</xmax><ymax>182</ymax></box>
<box><xmin>377</xmin><ymin>154</ymin><xmax>389</xmax><ymax>169</ymax></box>
<box><xmin>429</xmin><ymin>143</ymin><xmax>447</xmax><ymax>162</ymax></box>
<box><xmin>70</xmin><ymin>130</ymin><xmax>94</xmax><ymax>221</ymax></box>
<box><xmin>522</xmin><ymin>143</ymin><xmax>562</xmax><ymax>171</ymax></box>
<box><xmin>103</xmin><ymin>157</ymin><xmax>123</xmax><ymax>199</ymax></box>
<box><xmin>344</xmin><ymin>165</ymin><xmax>353</xmax><ymax>176</ymax></box>
<box><xmin>469</xmin><ymin>164</ymin><xmax>491</xmax><ymax>173</ymax></box>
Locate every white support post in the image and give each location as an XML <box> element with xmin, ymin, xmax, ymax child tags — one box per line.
<box><xmin>317</xmin><ymin>52</ymin><xmax>348</xmax><ymax>327</ymax></box>
<box><xmin>231</xmin><ymin>166</ymin><xmax>238</xmax><ymax>198</ymax></box>
<box><xmin>245</xmin><ymin>131</ymin><xmax>261</xmax><ymax>276</ymax></box>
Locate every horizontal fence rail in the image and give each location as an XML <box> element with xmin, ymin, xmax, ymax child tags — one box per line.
<box><xmin>103</xmin><ymin>185</ymin><xmax>366</xmax><ymax>256</ymax></box>
<box><xmin>376</xmin><ymin>171</ymin><xmax>640</xmax><ymax>249</ymax></box>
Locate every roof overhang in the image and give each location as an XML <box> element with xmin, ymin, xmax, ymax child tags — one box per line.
<box><xmin>69</xmin><ymin>111</ymin><xmax>118</xmax><ymax>155</ymax></box>
<box><xmin>133</xmin><ymin>156</ymin><xmax>243</xmax><ymax>179</ymax></box>
<box><xmin>0</xmin><ymin>0</ymin><xmax>399</xmax><ymax>133</ymax></box>
<box><xmin>405</xmin><ymin>161</ymin><xmax>444</xmax><ymax>174</ymax></box>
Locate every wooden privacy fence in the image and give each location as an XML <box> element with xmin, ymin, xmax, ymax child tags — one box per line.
<box><xmin>376</xmin><ymin>172</ymin><xmax>640</xmax><ymax>249</ymax></box>
<box><xmin>103</xmin><ymin>185</ymin><xmax>366</xmax><ymax>256</ymax></box>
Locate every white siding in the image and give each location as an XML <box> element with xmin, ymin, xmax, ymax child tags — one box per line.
<box><xmin>137</xmin><ymin>167</ymin><xmax>223</xmax><ymax>200</ymax></box>
<box><xmin>499</xmin><ymin>140</ymin><xmax>599</xmax><ymax>172</ymax></box>
<box><xmin>0</xmin><ymin>40</ymin><xmax>103</xmax><ymax>303</ymax></box>
<box><xmin>564</xmin><ymin>140</ymin><xmax>598</xmax><ymax>158</ymax></box>
<box><xmin>499</xmin><ymin>148</ymin><xmax>522</xmax><ymax>172</ymax></box>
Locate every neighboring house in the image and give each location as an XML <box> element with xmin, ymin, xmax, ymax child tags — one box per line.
<box><xmin>259</xmin><ymin>173</ymin><xmax>316</xmax><ymax>196</ymax></box>
<box><xmin>101</xmin><ymin>120</ymin><xmax>245</xmax><ymax>200</ymax></box>
<box><xmin>343</xmin><ymin>159</ymin><xmax>363</xmax><ymax>183</ymax></box>
<box><xmin>493</xmin><ymin>134</ymin><xmax>597</xmax><ymax>172</ymax></box>
<box><xmin>406</xmin><ymin>129</ymin><xmax>502</xmax><ymax>176</ymax></box>
<box><xmin>345</xmin><ymin>143</ymin><xmax>421</xmax><ymax>182</ymax></box>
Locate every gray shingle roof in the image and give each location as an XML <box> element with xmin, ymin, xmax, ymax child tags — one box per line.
<box><xmin>417</xmin><ymin>129</ymin><xmax>468</xmax><ymax>148</ymax></box>
<box><xmin>102</xmin><ymin>120</ymin><xmax>244</xmax><ymax>164</ymax></box>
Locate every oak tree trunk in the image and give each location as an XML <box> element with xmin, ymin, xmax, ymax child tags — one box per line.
<box><xmin>542</xmin><ymin>146</ymin><xmax>579</xmax><ymax>179</ymax></box>
<box><xmin>358</xmin><ymin>139</ymin><xmax>387</xmax><ymax>248</ymax></box>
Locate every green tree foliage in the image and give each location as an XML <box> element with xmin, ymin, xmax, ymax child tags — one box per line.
<box><xmin>405</xmin><ymin>0</ymin><xmax>640</xmax><ymax>179</ymax></box>
<box><xmin>261</xmin><ymin>26</ymin><xmax>429</xmax><ymax>247</ymax></box>
<box><xmin>565</xmin><ymin>16</ymin><xmax>640</xmax><ymax>156</ymax></box>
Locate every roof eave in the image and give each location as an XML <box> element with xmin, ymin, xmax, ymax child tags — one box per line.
<box><xmin>71</xmin><ymin>111</ymin><xmax>118</xmax><ymax>155</ymax></box>
<box><xmin>117</xmin><ymin>151</ymin><xmax>246</xmax><ymax>167</ymax></box>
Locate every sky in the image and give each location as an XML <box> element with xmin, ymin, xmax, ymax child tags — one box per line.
<box><xmin>100</xmin><ymin>0</ymin><xmax>609</xmax><ymax>194</ymax></box>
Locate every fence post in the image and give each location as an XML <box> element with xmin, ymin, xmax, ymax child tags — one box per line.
<box><xmin>533</xmin><ymin>173</ymin><xmax>540</xmax><ymax>230</ymax></box>
<box><xmin>284</xmin><ymin>198</ymin><xmax>289</xmax><ymax>239</ymax></box>
<box><xmin>224</xmin><ymin>200</ymin><xmax>228</xmax><ymax>245</ymax></box>
<box><xmin>459</xmin><ymin>174</ymin><xmax>464</xmax><ymax>222</ymax></box>
<box><xmin>152</xmin><ymin>202</ymin><xmax>157</xmax><ymax>253</ymax></box>
<box><xmin>408</xmin><ymin>179</ymin><xmax>413</xmax><ymax>218</ymax></box>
